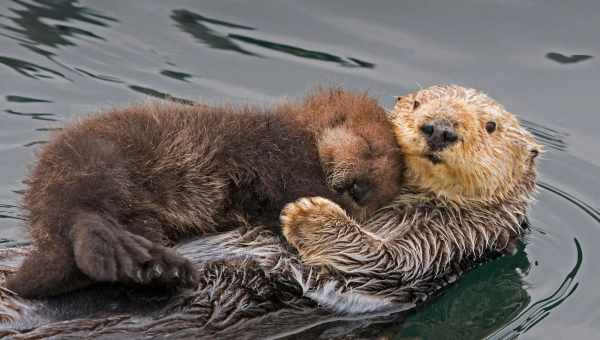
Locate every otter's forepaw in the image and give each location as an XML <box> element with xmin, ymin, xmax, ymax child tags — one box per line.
<box><xmin>73</xmin><ymin>224</ymin><xmax>198</xmax><ymax>289</ymax></box>
<box><xmin>280</xmin><ymin>197</ymin><xmax>349</xmax><ymax>250</ymax></box>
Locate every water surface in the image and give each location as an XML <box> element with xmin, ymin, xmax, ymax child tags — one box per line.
<box><xmin>1</xmin><ymin>0</ymin><xmax>599</xmax><ymax>338</ymax></box>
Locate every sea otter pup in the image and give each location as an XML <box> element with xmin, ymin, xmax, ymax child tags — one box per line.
<box><xmin>6</xmin><ymin>88</ymin><xmax>404</xmax><ymax>298</ymax></box>
<box><xmin>281</xmin><ymin>84</ymin><xmax>541</xmax><ymax>288</ymax></box>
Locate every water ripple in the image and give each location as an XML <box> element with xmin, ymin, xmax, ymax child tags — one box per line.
<box><xmin>5</xmin><ymin>95</ymin><xmax>51</xmax><ymax>103</ymax></box>
<box><xmin>0</xmin><ymin>55</ymin><xmax>64</xmax><ymax>79</ymax></box>
<box><xmin>0</xmin><ymin>203</ymin><xmax>25</xmax><ymax>222</ymax></box>
<box><xmin>160</xmin><ymin>69</ymin><xmax>192</xmax><ymax>82</ymax></box>
<box><xmin>488</xmin><ymin>238</ymin><xmax>582</xmax><ymax>339</ymax></box>
<box><xmin>537</xmin><ymin>181</ymin><xmax>600</xmax><ymax>224</ymax></box>
<box><xmin>522</xmin><ymin>119</ymin><xmax>569</xmax><ymax>152</ymax></box>
<box><xmin>229</xmin><ymin>34</ymin><xmax>375</xmax><ymax>68</ymax></box>
<box><xmin>4</xmin><ymin>109</ymin><xmax>57</xmax><ymax>122</ymax></box>
<box><xmin>171</xmin><ymin>9</ymin><xmax>258</xmax><ymax>57</ymax></box>
<box><xmin>1</xmin><ymin>0</ymin><xmax>116</xmax><ymax>49</ymax></box>
<box><xmin>546</xmin><ymin>52</ymin><xmax>593</xmax><ymax>65</ymax></box>
<box><xmin>171</xmin><ymin>9</ymin><xmax>374</xmax><ymax>69</ymax></box>
<box><xmin>128</xmin><ymin>85</ymin><xmax>196</xmax><ymax>105</ymax></box>
<box><xmin>73</xmin><ymin>67</ymin><xmax>122</xmax><ymax>83</ymax></box>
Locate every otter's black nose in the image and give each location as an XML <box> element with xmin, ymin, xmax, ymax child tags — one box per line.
<box><xmin>421</xmin><ymin>121</ymin><xmax>458</xmax><ymax>151</ymax></box>
<box><xmin>349</xmin><ymin>181</ymin><xmax>370</xmax><ymax>204</ymax></box>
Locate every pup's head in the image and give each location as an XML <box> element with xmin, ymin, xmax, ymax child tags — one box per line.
<box><xmin>318</xmin><ymin>126</ymin><xmax>404</xmax><ymax>221</ymax></box>
<box><xmin>389</xmin><ymin>85</ymin><xmax>541</xmax><ymax>203</ymax></box>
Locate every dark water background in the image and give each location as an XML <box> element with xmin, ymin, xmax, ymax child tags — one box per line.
<box><xmin>0</xmin><ymin>0</ymin><xmax>599</xmax><ymax>339</ymax></box>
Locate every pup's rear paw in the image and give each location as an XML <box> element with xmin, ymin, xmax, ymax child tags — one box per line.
<box><xmin>72</xmin><ymin>216</ymin><xmax>197</xmax><ymax>289</ymax></box>
<box><xmin>141</xmin><ymin>245</ymin><xmax>198</xmax><ymax>288</ymax></box>
<box><xmin>280</xmin><ymin>197</ymin><xmax>348</xmax><ymax>249</ymax></box>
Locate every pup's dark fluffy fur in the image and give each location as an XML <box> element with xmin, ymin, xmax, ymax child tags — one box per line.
<box><xmin>7</xmin><ymin>88</ymin><xmax>404</xmax><ymax>298</ymax></box>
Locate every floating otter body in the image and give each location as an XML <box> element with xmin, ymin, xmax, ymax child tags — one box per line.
<box><xmin>1</xmin><ymin>225</ymin><xmax>495</xmax><ymax>339</ymax></box>
<box><xmin>0</xmin><ymin>85</ymin><xmax>540</xmax><ymax>338</ymax></box>
<box><xmin>6</xmin><ymin>89</ymin><xmax>404</xmax><ymax>298</ymax></box>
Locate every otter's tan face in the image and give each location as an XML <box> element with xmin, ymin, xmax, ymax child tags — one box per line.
<box><xmin>389</xmin><ymin>85</ymin><xmax>541</xmax><ymax>203</ymax></box>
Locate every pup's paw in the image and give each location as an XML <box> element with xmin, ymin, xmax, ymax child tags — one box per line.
<box><xmin>73</xmin><ymin>219</ymin><xmax>198</xmax><ymax>290</ymax></box>
<box><xmin>280</xmin><ymin>197</ymin><xmax>348</xmax><ymax>250</ymax></box>
<box><xmin>140</xmin><ymin>245</ymin><xmax>198</xmax><ymax>289</ymax></box>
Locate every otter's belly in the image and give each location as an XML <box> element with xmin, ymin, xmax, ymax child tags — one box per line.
<box><xmin>0</xmin><ymin>228</ymin><xmax>490</xmax><ymax>339</ymax></box>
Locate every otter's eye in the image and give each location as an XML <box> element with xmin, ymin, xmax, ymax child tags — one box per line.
<box><xmin>485</xmin><ymin>121</ymin><xmax>497</xmax><ymax>133</ymax></box>
<box><xmin>413</xmin><ymin>101</ymin><xmax>421</xmax><ymax>110</ymax></box>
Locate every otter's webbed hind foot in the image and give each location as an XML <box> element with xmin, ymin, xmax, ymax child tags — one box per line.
<box><xmin>71</xmin><ymin>212</ymin><xmax>198</xmax><ymax>289</ymax></box>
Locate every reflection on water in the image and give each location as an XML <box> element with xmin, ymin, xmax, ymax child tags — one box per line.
<box><xmin>538</xmin><ymin>182</ymin><xmax>600</xmax><ymax>224</ymax></box>
<box><xmin>171</xmin><ymin>9</ymin><xmax>374</xmax><ymax>68</ymax></box>
<box><xmin>546</xmin><ymin>52</ymin><xmax>593</xmax><ymax>64</ymax></box>
<box><xmin>0</xmin><ymin>204</ymin><xmax>25</xmax><ymax>222</ymax></box>
<box><xmin>73</xmin><ymin>67</ymin><xmax>122</xmax><ymax>84</ymax></box>
<box><xmin>229</xmin><ymin>34</ymin><xmax>375</xmax><ymax>68</ymax></box>
<box><xmin>489</xmin><ymin>239</ymin><xmax>582</xmax><ymax>339</ymax></box>
<box><xmin>5</xmin><ymin>95</ymin><xmax>51</xmax><ymax>104</ymax></box>
<box><xmin>160</xmin><ymin>69</ymin><xmax>193</xmax><ymax>82</ymax></box>
<box><xmin>522</xmin><ymin>120</ymin><xmax>569</xmax><ymax>152</ymax></box>
<box><xmin>171</xmin><ymin>9</ymin><xmax>257</xmax><ymax>57</ymax></box>
<box><xmin>395</xmin><ymin>245</ymin><xmax>532</xmax><ymax>339</ymax></box>
<box><xmin>0</xmin><ymin>0</ymin><xmax>115</xmax><ymax>83</ymax></box>
<box><xmin>128</xmin><ymin>85</ymin><xmax>196</xmax><ymax>105</ymax></box>
<box><xmin>394</xmin><ymin>236</ymin><xmax>582</xmax><ymax>340</ymax></box>
<box><xmin>1</xmin><ymin>0</ymin><xmax>116</xmax><ymax>54</ymax></box>
<box><xmin>22</xmin><ymin>140</ymin><xmax>46</xmax><ymax>147</ymax></box>
<box><xmin>0</xmin><ymin>55</ymin><xmax>64</xmax><ymax>79</ymax></box>
<box><xmin>4</xmin><ymin>109</ymin><xmax>56</xmax><ymax>122</ymax></box>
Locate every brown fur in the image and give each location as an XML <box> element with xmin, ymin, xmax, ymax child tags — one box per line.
<box><xmin>281</xmin><ymin>85</ymin><xmax>541</xmax><ymax>287</ymax></box>
<box><xmin>6</xmin><ymin>88</ymin><xmax>404</xmax><ymax>298</ymax></box>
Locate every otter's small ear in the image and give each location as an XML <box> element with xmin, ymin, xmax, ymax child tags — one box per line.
<box><xmin>529</xmin><ymin>145</ymin><xmax>542</xmax><ymax>160</ymax></box>
<box><xmin>388</xmin><ymin>96</ymin><xmax>404</xmax><ymax>119</ymax></box>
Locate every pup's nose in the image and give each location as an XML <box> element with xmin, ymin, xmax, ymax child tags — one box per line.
<box><xmin>420</xmin><ymin>121</ymin><xmax>458</xmax><ymax>151</ymax></box>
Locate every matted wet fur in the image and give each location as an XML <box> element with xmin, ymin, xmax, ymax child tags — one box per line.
<box><xmin>282</xmin><ymin>85</ymin><xmax>541</xmax><ymax>288</ymax></box>
<box><xmin>6</xmin><ymin>88</ymin><xmax>404</xmax><ymax>298</ymax></box>
<box><xmin>0</xmin><ymin>225</ymin><xmax>514</xmax><ymax>339</ymax></box>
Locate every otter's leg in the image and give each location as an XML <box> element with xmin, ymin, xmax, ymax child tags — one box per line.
<box><xmin>70</xmin><ymin>211</ymin><xmax>198</xmax><ymax>288</ymax></box>
<box><xmin>6</xmin><ymin>239</ymin><xmax>92</xmax><ymax>298</ymax></box>
<box><xmin>281</xmin><ymin>197</ymin><xmax>522</xmax><ymax>282</ymax></box>
<box><xmin>279</xmin><ymin>196</ymin><xmax>395</xmax><ymax>278</ymax></box>
<box><xmin>281</xmin><ymin>197</ymin><xmax>396</xmax><ymax>276</ymax></box>
<box><xmin>6</xmin><ymin>212</ymin><xmax>198</xmax><ymax>298</ymax></box>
